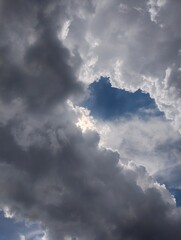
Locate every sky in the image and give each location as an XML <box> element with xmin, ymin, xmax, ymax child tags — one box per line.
<box><xmin>0</xmin><ymin>0</ymin><xmax>181</xmax><ymax>240</ymax></box>
<box><xmin>82</xmin><ymin>77</ymin><xmax>163</xmax><ymax>120</ymax></box>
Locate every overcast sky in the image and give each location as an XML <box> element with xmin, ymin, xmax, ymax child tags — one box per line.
<box><xmin>0</xmin><ymin>0</ymin><xmax>181</xmax><ymax>240</ymax></box>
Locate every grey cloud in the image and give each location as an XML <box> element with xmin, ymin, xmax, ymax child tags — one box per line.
<box><xmin>0</xmin><ymin>111</ymin><xmax>180</xmax><ymax>240</ymax></box>
<box><xmin>0</xmin><ymin>0</ymin><xmax>83</xmax><ymax>112</ymax></box>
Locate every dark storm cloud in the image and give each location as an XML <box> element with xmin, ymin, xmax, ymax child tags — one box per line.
<box><xmin>0</xmin><ymin>0</ymin><xmax>83</xmax><ymax>112</ymax></box>
<box><xmin>0</xmin><ymin>117</ymin><xmax>181</xmax><ymax>240</ymax></box>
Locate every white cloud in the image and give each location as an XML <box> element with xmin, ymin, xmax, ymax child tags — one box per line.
<box><xmin>63</xmin><ymin>0</ymin><xmax>181</xmax><ymax>133</ymax></box>
<box><xmin>99</xmin><ymin>115</ymin><xmax>181</xmax><ymax>174</ymax></box>
<box><xmin>59</xmin><ymin>20</ymin><xmax>71</xmax><ymax>41</ymax></box>
<box><xmin>19</xmin><ymin>229</ymin><xmax>48</xmax><ymax>240</ymax></box>
<box><xmin>74</xmin><ymin>104</ymin><xmax>181</xmax><ymax>175</ymax></box>
<box><xmin>71</xmin><ymin>102</ymin><xmax>181</xmax><ymax>208</ymax></box>
<box><xmin>147</xmin><ymin>0</ymin><xmax>167</xmax><ymax>23</ymax></box>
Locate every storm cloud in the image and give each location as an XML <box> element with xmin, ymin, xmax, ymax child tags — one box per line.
<box><xmin>0</xmin><ymin>0</ymin><xmax>83</xmax><ymax>112</ymax></box>
<box><xmin>0</xmin><ymin>111</ymin><xmax>181</xmax><ymax>240</ymax></box>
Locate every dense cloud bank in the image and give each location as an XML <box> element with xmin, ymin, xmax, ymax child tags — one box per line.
<box><xmin>0</xmin><ymin>0</ymin><xmax>83</xmax><ymax>112</ymax></box>
<box><xmin>0</xmin><ymin>107</ymin><xmax>181</xmax><ymax>240</ymax></box>
<box><xmin>0</xmin><ymin>0</ymin><xmax>181</xmax><ymax>240</ymax></box>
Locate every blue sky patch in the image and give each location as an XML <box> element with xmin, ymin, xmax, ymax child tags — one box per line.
<box><xmin>154</xmin><ymin>164</ymin><xmax>181</xmax><ymax>207</ymax></box>
<box><xmin>0</xmin><ymin>211</ymin><xmax>25</xmax><ymax>240</ymax></box>
<box><xmin>82</xmin><ymin>77</ymin><xmax>163</xmax><ymax>120</ymax></box>
<box><xmin>0</xmin><ymin>211</ymin><xmax>42</xmax><ymax>240</ymax></box>
<box><xmin>169</xmin><ymin>189</ymin><xmax>181</xmax><ymax>207</ymax></box>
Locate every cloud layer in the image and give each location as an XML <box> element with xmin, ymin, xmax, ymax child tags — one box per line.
<box><xmin>0</xmin><ymin>0</ymin><xmax>181</xmax><ymax>240</ymax></box>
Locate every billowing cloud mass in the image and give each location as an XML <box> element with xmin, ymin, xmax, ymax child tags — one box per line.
<box><xmin>64</xmin><ymin>0</ymin><xmax>181</xmax><ymax>133</ymax></box>
<box><xmin>0</xmin><ymin>0</ymin><xmax>83</xmax><ymax>112</ymax></box>
<box><xmin>74</xmin><ymin>101</ymin><xmax>181</xmax><ymax>193</ymax></box>
<box><xmin>1</xmin><ymin>105</ymin><xmax>181</xmax><ymax>240</ymax></box>
<box><xmin>76</xmin><ymin>106</ymin><xmax>181</xmax><ymax>174</ymax></box>
<box><xmin>0</xmin><ymin>0</ymin><xmax>181</xmax><ymax>240</ymax></box>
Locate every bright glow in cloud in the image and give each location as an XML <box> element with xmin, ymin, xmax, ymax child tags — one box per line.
<box><xmin>73</xmin><ymin>103</ymin><xmax>181</xmax><ymax>174</ymax></box>
<box><xmin>58</xmin><ymin>20</ymin><xmax>71</xmax><ymax>41</ymax></box>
